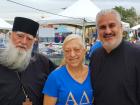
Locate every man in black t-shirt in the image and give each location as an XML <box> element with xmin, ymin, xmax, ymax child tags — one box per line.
<box><xmin>89</xmin><ymin>9</ymin><xmax>140</xmax><ymax>105</ymax></box>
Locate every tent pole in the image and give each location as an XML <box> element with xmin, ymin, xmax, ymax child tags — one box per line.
<box><xmin>82</xmin><ymin>18</ymin><xmax>87</xmax><ymax>64</ymax></box>
<box><xmin>82</xmin><ymin>18</ymin><xmax>86</xmax><ymax>47</ymax></box>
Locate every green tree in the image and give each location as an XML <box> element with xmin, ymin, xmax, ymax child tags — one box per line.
<box><xmin>114</xmin><ymin>6</ymin><xmax>138</xmax><ymax>27</ymax></box>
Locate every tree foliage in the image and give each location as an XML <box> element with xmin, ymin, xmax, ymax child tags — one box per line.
<box><xmin>114</xmin><ymin>6</ymin><xmax>139</xmax><ymax>27</ymax></box>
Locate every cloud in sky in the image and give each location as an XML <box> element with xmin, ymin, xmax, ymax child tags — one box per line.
<box><xmin>0</xmin><ymin>0</ymin><xmax>140</xmax><ymax>20</ymax></box>
<box><xmin>94</xmin><ymin>0</ymin><xmax>140</xmax><ymax>12</ymax></box>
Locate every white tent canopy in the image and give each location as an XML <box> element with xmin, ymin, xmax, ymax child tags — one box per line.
<box><xmin>40</xmin><ymin>0</ymin><xmax>100</xmax><ymax>26</ymax></box>
<box><xmin>121</xmin><ymin>21</ymin><xmax>130</xmax><ymax>30</ymax></box>
<box><xmin>131</xmin><ymin>24</ymin><xmax>140</xmax><ymax>30</ymax></box>
<box><xmin>0</xmin><ymin>18</ymin><xmax>12</xmax><ymax>29</ymax></box>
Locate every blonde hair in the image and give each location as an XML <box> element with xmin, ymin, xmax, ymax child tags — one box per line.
<box><xmin>62</xmin><ymin>34</ymin><xmax>85</xmax><ymax>49</ymax></box>
<box><xmin>60</xmin><ymin>34</ymin><xmax>85</xmax><ymax>65</ymax></box>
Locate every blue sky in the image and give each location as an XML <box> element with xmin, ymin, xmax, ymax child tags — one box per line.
<box><xmin>0</xmin><ymin>0</ymin><xmax>140</xmax><ymax>20</ymax></box>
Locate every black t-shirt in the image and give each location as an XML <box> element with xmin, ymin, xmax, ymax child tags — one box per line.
<box><xmin>0</xmin><ymin>53</ymin><xmax>57</xmax><ymax>105</ymax></box>
<box><xmin>89</xmin><ymin>41</ymin><xmax>140</xmax><ymax>105</ymax></box>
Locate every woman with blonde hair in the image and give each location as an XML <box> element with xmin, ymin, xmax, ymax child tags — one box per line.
<box><xmin>42</xmin><ymin>34</ymin><xmax>93</xmax><ymax>105</ymax></box>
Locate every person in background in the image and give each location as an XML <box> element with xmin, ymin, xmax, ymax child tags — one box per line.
<box><xmin>0</xmin><ymin>17</ymin><xmax>57</xmax><ymax>105</ymax></box>
<box><xmin>130</xmin><ymin>36</ymin><xmax>137</xmax><ymax>44</ymax></box>
<box><xmin>32</xmin><ymin>36</ymin><xmax>39</xmax><ymax>56</ymax></box>
<box><xmin>43</xmin><ymin>34</ymin><xmax>93</xmax><ymax>105</ymax></box>
<box><xmin>87</xmin><ymin>35</ymin><xmax>102</xmax><ymax>60</ymax></box>
<box><xmin>89</xmin><ymin>9</ymin><xmax>140</xmax><ymax>105</ymax></box>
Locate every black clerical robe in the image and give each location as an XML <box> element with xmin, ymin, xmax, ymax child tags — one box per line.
<box><xmin>0</xmin><ymin>53</ymin><xmax>57</xmax><ymax>105</ymax></box>
<box><xmin>90</xmin><ymin>40</ymin><xmax>140</xmax><ymax>105</ymax></box>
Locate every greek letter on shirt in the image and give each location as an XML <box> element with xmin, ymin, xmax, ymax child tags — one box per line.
<box><xmin>66</xmin><ymin>91</ymin><xmax>91</xmax><ymax>105</ymax></box>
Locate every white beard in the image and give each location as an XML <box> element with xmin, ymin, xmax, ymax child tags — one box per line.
<box><xmin>0</xmin><ymin>39</ymin><xmax>32</xmax><ymax>72</ymax></box>
<box><xmin>102</xmin><ymin>35</ymin><xmax>123</xmax><ymax>53</ymax></box>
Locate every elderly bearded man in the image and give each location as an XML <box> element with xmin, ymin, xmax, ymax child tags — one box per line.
<box><xmin>0</xmin><ymin>17</ymin><xmax>57</xmax><ymax>105</ymax></box>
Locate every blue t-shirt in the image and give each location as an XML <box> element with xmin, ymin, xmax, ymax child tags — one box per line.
<box><xmin>42</xmin><ymin>66</ymin><xmax>93</xmax><ymax>105</ymax></box>
<box><xmin>88</xmin><ymin>41</ymin><xmax>102</xmax><ymax>59</ymax></box>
